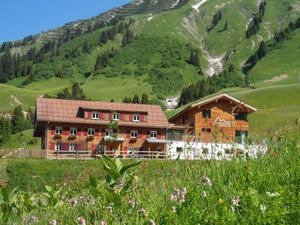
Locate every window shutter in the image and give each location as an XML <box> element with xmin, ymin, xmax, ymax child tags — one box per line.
<box><xmin>83</xmin><ymin>128</ymin><xmax>88</xmax><ymax>136</ymax></box>
<box><xmin>140</xmin><ymin>115</ymin><xmax>145</xmax><ymax>121</ymax></box>
<box><xmin>95</xmin><ymin>129</ymin><xmax>99</xmax><ymax>136</ymax></box>
<box><xmin>62</xmin><ymin>128</ymin><xmax>69</xmax><ymax>135</ymax></box>
<box><xmin>129</xmin><ymin>114</ymin><xmax>133</xmax><ymax>121</ymax></box>
<box><xmin>120</xmin><ymin>113</ymin><xmax>124</xmax><ymax>121</ymax></box>
<box><xmin>123</xmin><ymin>146</ymin><xmax>128</xmax><ymax>155</ymax></box>
<box><xmin>62</xmin><ymin>143</ymin><xmax>69</xmax><ymax>151</ymax></box>
<box><xmin>108</xmin><ymin>113</ymin><xmax>113</xmax><ymax>120</ymax></box>
<box><xmin>87</xmin><ymin>111</ymin><xmax>92</xmax><ymax>119</ymax></box>
<box><xmin>51</xmin><ymin>127</ymin><xmax>55</xmax><ymax>135</ymax></box>
<box><xmin>99</xmin><ymin>113</ymin><xmax>104</xmax><ymax>120</ymax></box>
<box><xmin>127</xmin><ymin>131</ymin><xmax>131</xmax><ymax>138</ymax></box>
<box><xmin>158</xmin><ymin>131</ymin><xmax>162</xmax><ymax>139</ymax></box>
<box><xmin>137</xmin><ymin>133</ymin><xmax>142</xmax><ymax>139</ymax></box>
<box><xmin>77</xmin><ymin>143</ymin><xmax>82</xmax><ymax>151</ymax></box>
<box><xmin>77</xmin><ymin>128</ymin><xmax>81</xmax><ymax>136</ymax></box>
<box><xmin>49</xmin><ymin>142</ymin><xmax>55</xmax><ymax>150</ymax></box>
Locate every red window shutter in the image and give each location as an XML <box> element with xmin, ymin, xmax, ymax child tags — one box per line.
<box><xmin>120</xmin><ymin>113</ymin><xmax>124</xmax><ymax>121</ymax></box>
<box><xmin>62</xmin><ymin>128</ymin><xmax>69</xmax><ymax>135</ymax></box>
<box><xmin>62</xmin><ymin>143</ymin><xmax>69</xmax><ymax>151</ymax></box>
<box><xmin>51</xmin><ymin>127</ymin><xmax>55</xmax><ymax>135</ymax></box>
<box><xmin>108</xmin><ymin>113</ymin><xmax>113</xmax><ymax>120</ymax></box>
<box><xmin>87</xmin><ymin>111</ymin><xmax>92</xmax><ymax>119</ymax></box>
<box><xmin>127</xmin><ymin>132</ymin><xmax>131</xmax><ymax>138</ymax></box>
<box><xmin>77</xmin><ymin>143</ymin><xmax>82</xmax><ymax>151</ymax></box>
<box><xmin>77</xmin><ymin>128</ymin><xmax>81</xmax><ymax>136</ymax></box>
<box><xmin>140</xmin><ymin>115</ymin><xmax>145</xmax><ymax>121</ymax></box>
<box><xmin>95</xmin><ymin>129</ymin><xmax>99</xmax><ymax>136</ymax></box>
<box><xmin>158</xmin><ymin>131</ymin><xmax>162</xmax><ymax>139</ymax></box>
<box><xmin>91</xmin><ymin>144</ymin><xmax>96</xmax><ymax>151</ymax></box>
<box><xmin>123</xmin><ymin>146</ymin><xmax>128</xmax><ymax>155</ymax></box>
<box><xmin>137</xmin><ymin>133</ymin><xmax>142</xmax><ymax>139</ymax></box>
<box><xmin>49</xmin><ymin>142</ymin><xmax>55</xmax><ymax>150</ymax></box>
<box><xmin>129</xmin><ymin>114</ymin><xmax>133</xmax><ymax>121</ymax></box>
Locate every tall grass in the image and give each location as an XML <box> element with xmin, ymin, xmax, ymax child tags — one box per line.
<box><xmin>1</xmin><ymin>124</ymin><xmax>300</xmax><ymax>224</ymax></box>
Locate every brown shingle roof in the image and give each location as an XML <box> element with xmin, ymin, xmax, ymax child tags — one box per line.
<box><xmin>36</xmin><ymin>98</ymin><xmax>169</xmax><ymax>128</ymax></box>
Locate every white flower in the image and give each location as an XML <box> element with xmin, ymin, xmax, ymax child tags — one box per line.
<box><xmin>260</xmin><ymin>204</ymin><xmax>266</xmax><ymax>213</ymax></box>
<box><xmin>201</xmin><ymin>177</ymin><xmax>212</xmax><ymax>187</ymax></box>
<box><xmin>266</xmin><ymin>192</ymin><xmax>280</xmax><ymax>198</ymax></box>
<box><xmin>231</xmin><ymin>196</ymin><xmax>240</xmax><ymax>206</ymax></box>
<box><xmin>77</xmin><ymin>217</ymin><xmax>86</xmax><ymax>225</ymax></box>
<box><xmin>201</xmin><ymin>191</ymin><xmax>207</xmax><ymax>197</ymax></box>
<box><xmin>149</xmin><ymin>219</ymin><xmax>156</xmax><ymax>225</ymax></box>
<box><xmin>100</xmin><ymin>221</ymin><xmax>107</xmax><ymax>225</ymax></box>
<box><xmin>48</xmin><ymin>220</ymin><xmax>58</xmax><ymax>225</ymax></box>
<box><xmin>138</xmin><ymin>208</ymin><xmax>148</xmax><ymax>217</ymax></box>
<box><xmin>171</xmin><ymin>206</ymin><xmax>177</xmax><ymax>213</ymax></box>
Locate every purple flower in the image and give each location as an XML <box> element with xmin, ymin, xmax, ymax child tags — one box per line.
<box><xmin>77</xmin><ymin>217</ymin><xmax>86</xmax><ymax>225</ymax></box>
<box><xmin>138</xmin><ymin>208</ymin><xmax>148</xmax><ymax>217</ymax></box>
<box><xmin>149</xmin><ymin>219</ymin><xmax>156</xmax><ymax>225</ymax></box>
<box><xmin>30</xmin><ymin>216</ymin><xmax>40</xmax><ymax>223</ymax></box>
<box><xmin>88</xmin><ymin>196</ymin><xmax>95</xmax><ymax>205</ymax></box>
<box><xmin>201</xmin><ymin>177</ymin><xmax>212</xmax><ymax>187</ymax></box>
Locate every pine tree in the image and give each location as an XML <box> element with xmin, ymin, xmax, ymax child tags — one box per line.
<box><xmin>11</xmin><ymin>105</ymin><xmax>32</xmax><ymax>134</ymax></box>
<box><xmin>0</xmin><ymin>116</ymin><xmax>12</xmax><ymax>144</ymax></box>
<box><xmin>132</xmin><ymin>94</ymin><xmax>140</xmax><ymax>104</ymax></box>
<box><xmin>141</xmin><ymin>93</ymin><xmax>150</xmax><ymax>104</ymax></box>
<box><xmin>257</xmin><ymin>41</ymin><xmax>267</xmax><ymax>59</ymax></box>
<box><xmin>71</xmin><ymin>82</ymin><xmax>86</xmax><ymax>100</ymax></box>
<box><xmin>189</xmin><ymin>51</ymin><xmax>200</xmax><ymax>67</ymax></box>
<box><xmin>99</xmin><ymin>31</ymin><xmax>108</xmax><ymax>44</ymax></box>
<box><xmin>82</xmin><ymin>41</ymin><xmax>91</xmax><ymax>53</ymax></box>
<box><xmin>56</xmin><ymin>88</ymin><xmax>71</xmax><ymax>99</ymax></box>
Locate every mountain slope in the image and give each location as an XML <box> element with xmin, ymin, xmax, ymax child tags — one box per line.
<box><xmin>0</xmin><ymin>0</ymin><xmax>299</xmax><ymax>135</ymax></box>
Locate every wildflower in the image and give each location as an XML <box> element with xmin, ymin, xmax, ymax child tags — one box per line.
<box><xmin>231</xmin><ymin>196</ymin><xmax>240</xmax><ymax>206</ymax></box>
<box><xmin>107</xmin><ymin>205</ymin><xmax>113</xmax><ymax>213</ymax></box>
<box><xmin>201</xmin><ymin>177</ymin><xmax>212</xmax><ymax>187</ymax></box>
<box><xmin>170</xmin><ymin>187</ymin><xmax>186</xmax><ymax>203</ymax></box>
<box><xmin>266</xmin><ymin>192</ymin><xmax>280</xmax><ymax>198</ymax></box>
<box><xmin>138</xmin><ymin>208</ymin><xmax>148</xmax><ymax>217</ymax></box>
<box><xmin>201</xmin><ymin>191</ymin><xmax>207</xmax><ymax>197</ymax></box>
<box><xmin>77</xmin><ymin>217</ymin><xmax>86</xmax><ymax>225</ymax></box>
<box><xmin>79</xmin><ymin>195</ymin><xmax>85</xmax><ymax>201</ymax></box>
<box><xmin>48</xmin><ymin>219</ymin><xmax>58</xmax><ymax>225</ymax></box>
<box><xmin>30</xmin><ymin>216</ymin><xmax>40</xmax><ymax>223</ymax></box>
<box><xmin>128</xmin><ymin>199</ymin><xmax>137</xmax><ymax>208</ymax></box>
<box><xmin>217</xmin><ymin>198</ymin><xmax>224</xmax><ymax>205</ymax></box>
<box><xmin>100</xmin><ymin>221</ymin><xmax>107</xmax><ymax>225</ymax></box>
<box><xmin>149</xmin><ymin>219</ymin><xmax>156</xmax><ymax>225</ymax></box>
<box><xmin>71</xmin><ymin>198</ymin><xmax>78</xmax><ymax>207</ymax></box>
<box><xmin>171</xmin><ymin>206</ymin><xmax>177</xmax><ymax>213</ymax></box>
<box><xmin>260</xmin><ymin>204</ymin><xmax>266</xmax><ymax>213</ymax></box>
<box><xmin>88</xmin><ymin>196</ymin><xmax>95</xmax><ymax>205</ymax></box>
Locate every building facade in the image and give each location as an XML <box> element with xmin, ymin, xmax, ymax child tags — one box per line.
<box><xmin>34</xmin><ymin>98</ymin><xmax>169</xmax><ymax>159</ymax></box>
<box><xmin>168</xmin><ymin>94</ymin><xmax>257</xmax><ymax>144</ymax></box>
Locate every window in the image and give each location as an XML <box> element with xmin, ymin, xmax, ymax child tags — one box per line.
<box><xmin>105</xmin><ymin>129</ymin><xmax>112</xmax><ymax>137</ymax></box>
<box><xmin>113</xmin><ymin>112</ymin><xmax>119</xmax><ymax>121</ymax></box>
<box><xmin>176</xmin><ymin>147</ymin><xmax>183</xmax><ymax>153</ymax></box>
<box><xmin>131</xmin><ymin>130</ymin><xmax>138</xmax><ymax>138</ymax></box>
<box><xmin>88</xmin><ymin>128</ymin><xmax>95</xmax><ymax>137</ymax></box>
<box><xmin>55</xmin><ymin>127</ymin><xmax>62</xmax><ymax>135</ymax></box>
<box><xmin>92</xmin><ymin>111</ymin><xmax>99</xmax><ymax>120</ymax></box>
<box><xmin>202</xmin><ymin>110</ymin><xmax>211</xmax><ymax>118</ymax></box>
<box><xmin>69</xmin><ymin>144</ymin><xmax>76</xmax><ymax>151</ymax></box>
<box><xmin>202</xmin><ymin>128</ymin><xmax>211</xmax><ymax>133</ymax></box>
<box><xmin>150</xmin><ymin>131</ymin><xmax>157</xmax><ymax>139</ymax></box>
<box><xmin>235</xmin><ymin>112</ymin><xmax>247</xmax><ymax>121</ymax></box>
<box><xmin>55</xmin><ymin>143</ymin><xmax>61</xmax><ymax>151</ymax></box>
<box><xmin>70</xmin><ymin>127</ymin><xmax>77</xmax><ymax>136</ymax></box>
<box><xmin>133</xmin><ymin>114</ymin><xmax>140</xmax><ymax>122</ymax></box>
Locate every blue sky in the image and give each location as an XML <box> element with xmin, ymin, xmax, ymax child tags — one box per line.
<box><xmin>0</xmin><ymin>0</ymin><xmax>130</xmax><ymax>43</ymax></box>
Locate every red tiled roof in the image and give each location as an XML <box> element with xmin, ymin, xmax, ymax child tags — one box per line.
<box><xmin>36</xmin><ymin>98</ymin><xmax>170</xmax><ymax>128</ymax></box>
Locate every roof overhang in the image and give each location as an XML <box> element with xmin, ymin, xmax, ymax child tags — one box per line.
<box><xmin>169</xmin><ymin>93</ymin><xmax>257</xmax><ymax>122</ymax></box>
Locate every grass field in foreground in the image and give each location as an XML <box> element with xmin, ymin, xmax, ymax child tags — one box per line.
<box><xmin>1</xmin><ymin>127</ymin><xmax>299</xmax><ymax>224</ymax></box>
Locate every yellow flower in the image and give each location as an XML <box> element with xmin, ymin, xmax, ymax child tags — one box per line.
<box><xmin>218</xmin><ymin>198</ymin><xmax>224</xmax><ymax>205</ymax></box>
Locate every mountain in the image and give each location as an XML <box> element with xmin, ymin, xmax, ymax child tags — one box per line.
<box><xmin>0</xmin><ymin>0</ymin><xmax>300</xmax><ymax>134</ymax></box>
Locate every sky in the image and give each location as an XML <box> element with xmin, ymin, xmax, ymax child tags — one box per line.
<box><xmin>0</xmin><ymin>0</ymin><xmax>130</xmax><ymax>43</ymax></box>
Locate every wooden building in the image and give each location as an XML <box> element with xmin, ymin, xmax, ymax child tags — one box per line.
<box><xmin>34</xmin><ymin>98</ymin><xmax>169</xmax><ymax>159</ymax></box>
<box><xmin>168</xmin><ymin>94</ymin><xmax>257</xmax><ymax>144</ymax></box>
